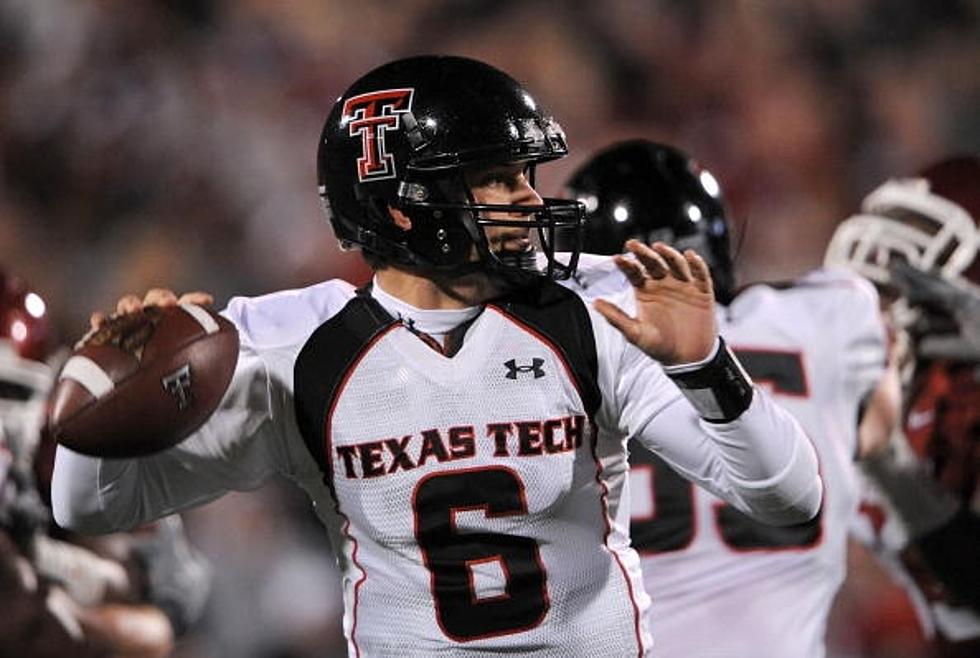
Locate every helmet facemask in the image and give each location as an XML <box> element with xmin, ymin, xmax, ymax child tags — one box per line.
<box><xmin>394</xmin><ymin>162</ymin><xmax>583</xmax><ymax>284</ymax></box>
<box><xmin>825</xmin><ymin>177</ymin><xmax>979</xmax><ymax>290</ymax></box>
<box><xmin>826</xmin><ymin>172</ymin><xmax>980</xmax><ymax>381</ymax></box>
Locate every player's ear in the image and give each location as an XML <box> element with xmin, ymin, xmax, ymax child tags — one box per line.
<box><xmin>388</xmin><ymin>206</ymin><xmax>412</xmax><ymax>232</ymax></box>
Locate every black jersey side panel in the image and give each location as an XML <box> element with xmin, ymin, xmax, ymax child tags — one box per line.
<box><xmin>293</xmin><ymin>294</ymin><xmax>396</xmax><ymax>479</ymax></box>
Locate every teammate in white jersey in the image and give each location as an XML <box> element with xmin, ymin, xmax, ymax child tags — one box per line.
<box><xmin>563</xmin><ymin>139</ymin><xmax>894</xmax><ymax>658</ymax></box>
<box><xmin>50</xmin><ymin>57</ymin><xmax>821</xmax><ymax>657</ymax></box>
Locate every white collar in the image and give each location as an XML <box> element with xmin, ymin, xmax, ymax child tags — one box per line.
<box><xmin>371</xmin><ymin>277</ymin><xmax>482</xmax><ymax>336</ymax></box>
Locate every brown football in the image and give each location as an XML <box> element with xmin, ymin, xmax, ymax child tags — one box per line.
<box><xmin>47</xmin><ymin>304</ymin><xmax>239</xmax><ymax>458</ymax></box>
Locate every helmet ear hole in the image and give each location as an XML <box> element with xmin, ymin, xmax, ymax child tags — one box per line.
<box><xmin>404</xmin><ymin>207</ymin><xmax>475</xmax><ymax>267</ymax></box>
<box><xmin>388</xmin><ymin>206</ymin><xmax>413</xmax><ymax>232</ymax></box>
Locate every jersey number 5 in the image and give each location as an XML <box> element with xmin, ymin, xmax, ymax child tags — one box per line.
<box><xmin>631</xmin><ymin>349</ymin><xmax>822</xmax><ymax>553</ymax></box>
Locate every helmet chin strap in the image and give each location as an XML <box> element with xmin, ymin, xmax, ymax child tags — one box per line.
<box><xmin>417</xmin><ymin>247</ymin><xmax>542</xmax><ymax>284</ymax></box>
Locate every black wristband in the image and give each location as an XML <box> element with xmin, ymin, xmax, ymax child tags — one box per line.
<box><xmin>666</xmin><ymin>337</ymin><xmax>754</xmax><ymax>423</ymax></box>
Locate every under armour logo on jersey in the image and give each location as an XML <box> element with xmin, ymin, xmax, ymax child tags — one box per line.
<box><xmin>341</xmin><ymin>88</ymin><xmax>415</xmax><ymax>182</ymax></box>
<box><xmin>161</xmin><ymin>364</ymin><xmax>193</xmax><ymax>411</ymax></box>
<box><xmin>504</xmin><ymin>358</ymin><xmax>545</xmax><ymax>380</ymax></box>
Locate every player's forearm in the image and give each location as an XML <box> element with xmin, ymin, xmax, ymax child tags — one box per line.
<box><xmin>631</xmin><ymin>391</ymin><xmax>822</xmax><ymax>526</ymax></box>
<box><xmin>52</xmin><ymin>356</ymin><xmax>284</xmax><ymax>535</ymax></box>
<box><xmin>659</xmin><ymin>338</ymin><xmax>823</xmax><ymax>524</ymax></box>
<box><xmin>860</xmin><ymin>434</ymin><xmax>959</xmax><ymax>538</ymax></box>
<box><xmin>51</xmin><ymin>447</ymin><xmax>136</xmax><ymax>534</ymax></box>
<box><xmin>51</xmin><ymin>445</ymin><xmax>222</xmax><ymax>534</ymax></box>
<box><xmin>701</xmin><ymin>390</ymin><xmax>823</xmax><ymax>525</ymax></box>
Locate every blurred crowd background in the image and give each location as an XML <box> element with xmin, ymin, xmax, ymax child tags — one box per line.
<box><xmin>1</xmin><ymin>1</ymin><xmax>977</xmax><ymax>657</ymax></box>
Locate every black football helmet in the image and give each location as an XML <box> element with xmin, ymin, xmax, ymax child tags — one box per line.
<box><xmin>317</xmin><ymin>55</ymin><xmax>583</xmax><ymax>281</ymax></box>
<box><xmin>564</xmin><ymin>139</ymin><xmax>735</xmax><ymax>303</ymax></box>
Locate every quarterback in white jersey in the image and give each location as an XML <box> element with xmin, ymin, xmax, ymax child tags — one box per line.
<box><xmin>52</xmin><ymin>267</ymin><xmax>821</xmax><ymax>658</ymax></box>
<box><xmin>51</xmin><ymin>59</ymin><xmax>820</xmax><ymax>657</ymax></box>
<box><xmin>564</xmin><ymin>140</ymin><xmax>889</xmax><ymax>657</ymax></box>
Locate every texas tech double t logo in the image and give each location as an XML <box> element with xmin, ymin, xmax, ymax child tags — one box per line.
<box><xmin>342</xmin><ymin>88</ymin><xmax>415</xmax><ymax>182</ymax></box>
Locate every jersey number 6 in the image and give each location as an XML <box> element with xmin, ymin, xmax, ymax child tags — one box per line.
<box><xmin>413</xmin><ymin>467</ymin><xmax>549</xmax><ymax>641</ymax></box>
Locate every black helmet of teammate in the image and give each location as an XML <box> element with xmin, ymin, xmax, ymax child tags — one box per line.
<box><xmin>565</xmin><ymin>139</ymin><xmax>735</xmax><ymax>303</ymax></box>
<box><xmin>317</xmin><ymin>55</ymin><xmax>583</xmax><ymax>281</ymax></box>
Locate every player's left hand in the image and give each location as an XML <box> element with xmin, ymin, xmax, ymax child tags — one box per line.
<box><xmin>594</xmin><ymin>240</ymin><xmax>717</xmax><ymax>365</ymax></box>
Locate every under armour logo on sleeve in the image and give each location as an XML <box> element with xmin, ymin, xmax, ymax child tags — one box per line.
<box><xmin>504</xmin><ymin>358</ymin><xmax>546</xmax><ymax>380</ymax></box>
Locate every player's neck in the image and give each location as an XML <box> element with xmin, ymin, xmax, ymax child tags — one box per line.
<box><xmin>375</xmin><ymin>267</ymin><xmax>499</xmax><ymax>309</ymax></box>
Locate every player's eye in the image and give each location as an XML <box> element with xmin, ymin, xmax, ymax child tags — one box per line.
<box><xmin>466</xmin><ymin>164</ymin><xmax>526</xmax><ymax>190</ymax></box>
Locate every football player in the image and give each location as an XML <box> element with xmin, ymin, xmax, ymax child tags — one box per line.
<box><xmin>562</xmin><ymin>139</ymin><xmax>896</xmax><ymax>657</ymax></box>
<box><xmin>50</xmin><ymin>56</ymin><xmax>822</xmax><ymax>657</ymax></box>
<box><xmin>0</xmin><ymin>269</ymin><xmax>210</xmax><ymax>657</ymax></box>
<box><xmin>826</xmin><ymin>155</ymin><xmax>980</xmax><ymax>653</ymax></box>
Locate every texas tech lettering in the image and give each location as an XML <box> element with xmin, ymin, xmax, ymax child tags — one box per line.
<box><xmin>341</xmin><ymin>88</ymin><xmax>414</xmax><ymax>182</ymax></box>
<box><xmin>335</xmin><ymin>415</ymin><xmax>586</xmax><ymax>479</ymax></box>
<box><xmin>487</xmin><ymin>416</ymin><xmax>585</xmax><ymax>457</ymax></box>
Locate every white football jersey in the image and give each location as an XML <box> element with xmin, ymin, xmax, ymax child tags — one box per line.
<box><xmin>568</xmin><ymin>257</ymin><xmax>887</xmax><ymax>658</ymax></box>
<box><xmin>52</xmin><ymin>274</ymin><xmax>820</xmax><ymax>657</ymax></box>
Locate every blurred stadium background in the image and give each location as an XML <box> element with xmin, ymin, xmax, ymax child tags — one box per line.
<box><xmin>1</xmin><ymin>1</ymin><xmax>977</xmax><ymax>656</ymax></box>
